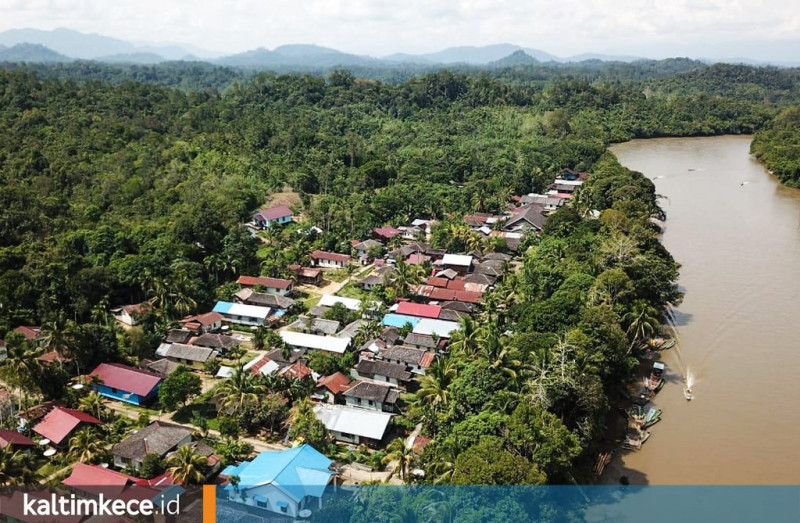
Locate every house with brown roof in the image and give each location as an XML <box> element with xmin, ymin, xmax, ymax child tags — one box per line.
<box><xmin>162</xmin><ymin>343</ymin><xmax>218</xmax><ymax>369</ymax></box>
<box><xmin>111</xmin><ymin>421</ymin><xmax>192</xmax><ymax>470</ymax></box>
<box><xmin>315</xmin><ymin>372</ymin><xmax>351</xmax><ymax>404</ymax></box>
<box><xmin>377</xmin><ymin>346</ymin><xmax>435</xmax><ymax>374</ymax></box>
<box><xmin>191</xmin><ymin>333</ymin><xmax>240</xmax><ymax>353</ymax></box>
<box><xmin>237</xmin><ymin>275</ymin><xmax>294</xmax><ymax>296</ymax></box>
<box><xmin>252</xmin><ymin>205</ymin><xmax>293</xmax><ymax>229</ymax></box>
<box><xmin>373</xmin><ymin>226</ymin><xmax>402</xmax><ymax>241</ymax></box>
<box><xmin>32</xmin><ymin>407</ymin><xmax>102</xmax><ymax>446</ymax></box>
<box><xmin>352</xmin><ymin>359</ymin><xmax>413</xmax><ymax>387</ymax></box>
<box><xmin>311</xmin><ymin>250</ymin><xmax>350</xmax><ymax>269</ymax></box>
<box><xmin>0</xmin><ymin>429</ymin><xmax>35</xmax><ymax>450</ymax></box>
<box><xmin>112</xmin><ymin>303</ymin><xmax>152</xmax><ymax>327</ymax></box>
<box><xmin>343</xmin><ymin>381</ymin><xmax>399</xmax><ymax>413</ymax></box>
<box><xmin>179</xmin><ymin>312</ymin><xmax>224</xmax><ymax>334</ymax></box>
<box><xmin>403</xmin><ymin>332</ymin><xmax>439</xmax><ymax>352</ymax></box>
<box><xmin>288</xmin><ymin>264</ymin><xmax>323</xmax><ymax>286</ymax></box>
<box><xmin>234</xmin><ymin>288</ymin><xmax>295</xmax><ymax>310</ymax></box>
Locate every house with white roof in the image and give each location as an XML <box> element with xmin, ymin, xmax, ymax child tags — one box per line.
<box><xmin>212</xmin><ymin>301</ymin><xmax>273</xmax><ymax>326</ymax></box>
<box><xmin>279</xmin><ymin>331</ymin><xmax>351</xmax><ymax>355</ymax></box>
<box><xmin>317</xmin><ymin>295</ymin><xmax>362</xmax><ymax>311</ymax></box>
<box><xmin>221</xmin><ymin>445</ymin><xmax>337</xmax><ymax>517</ymax></box>
<box><xmin>440</xmin><ymin>254</ymin><xmax>473</xmax><ymax>274</ymax></box>
<box><xmin>313</xmin><ymin>404</ymin><xmax>393</xmax><ymax>445</ymax></box>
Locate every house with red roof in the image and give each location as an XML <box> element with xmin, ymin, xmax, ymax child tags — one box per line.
<box><xmin>237</xmin><ymin>275</ymin><xmax>294</xmax><ymax>296</ymax></box>
<box><xmin>311</xmin><ymin>250</ymin><xmax>350</xmax><ymax>269</ymax></box>
<box><xmin>32</xmin><ymin>407</ymin><xmax>102</xmax><ymax>446</ymax></box>
<box><xmin>288</xmin><ymin>264</ymin><xmax>323</xmax><ymax>286</ymax></box>
<box><xmin>179</xmin><ymin>311</ymin><xmax>224</xmax><ymax>334</ymax></box>
<box><xmin>90</xmin><ymin>363</ymin><xmax>163</xmax><ymax>406</ymax></box>
<box><xmin>62</xmin><ymin>462</ymin><xmax>185</xmax><ymax>502</ymax></box>
<box><xmin>0</xmin><ymin>429</ymin><xmax>35</xmax><ymax>450</ymax></box>
<box><xmin>395</xmin><ymin>302</ymin><xmax>442</xmax><ymax>320</ymax></box>
<box><xmin>315</xmin><ymin>372</ymin><xmax>351</xmax><ymax>404</ymax></box>
<box><xmin>373</xmin><ymin>226</ymin><xmax>402</xmax><ymax>241</ymax></box>
<box><xmin>252</xmin><ymin>205</ymin><xmax>293</xmax><ymax>229</ymax></box>
<box><xmin>12</xmin><ymin>326</ymin><xmax>43</xmax><ymax>344</ymax></box>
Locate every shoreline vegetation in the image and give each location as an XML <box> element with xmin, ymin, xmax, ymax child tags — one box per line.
<box><xmin>0</xmin><ymin>59</ymin><xmax>795</xmax><ymax>488</ymax></box>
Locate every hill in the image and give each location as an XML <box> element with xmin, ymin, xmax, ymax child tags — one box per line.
<box><xmin>0</xmin><ymin>43</ymin><xmax>71</xmax><ymax>63</ymax></box>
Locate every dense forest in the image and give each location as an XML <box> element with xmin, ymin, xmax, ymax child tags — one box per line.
<box><xmin>751</xmin><ymin>105</ymin><xmax>800</xmax><ymax>186</ymax></box>
<box><xmin>0</xmin><ymin>60</ymin><xmax>795</xmax><ymax>484</ymax></box>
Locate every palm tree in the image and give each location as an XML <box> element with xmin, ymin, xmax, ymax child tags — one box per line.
<box><xmin>448</xmin><ymin>316</ymin><xmax>480</xmax><ymax>357</ymax></box>
<box><xmin>414</xmin><ymin>357</ymin><xmax>456</xmax><ymax>409</ymax></box>
<box><xmin>68</xmin><ymin>427</ymin><xmax>105</xmax><ymax>463</ymax></box>
<box><xmin>0</xmin><ymin>340</ymin><xmax>43</xmax><ymax>409</ymax></box>
<box><xmin>479</xmin><ymin>324</ymin><xmax>520</xmax><ymax>380</ymax></box>
<box><xmin>78</xmin><ymin>391</ymin><xmax>106</xmax><ymax>420</ymax></box>
<box><xmin>0</xmin><ymin>446</ymin><xmax>39</xmax><ymax>486</ymax></box>
<box><xmin>623</xmin><ymin>300</ymin><xmax>661</xmax><ymax>352</ymax></box>
<box><xmin>382</xmin><ymin>437</ymin><xmax>414</xmax><ymax>482</ymax></box>
<box><xmin>387</xmin><ymin>259</ymin><xmax>424</xmax><ymax>298</ymax></box>
<box><xmin>166</xmin><ymin>445</ymin><xmax>207</xmax><ymax>485</ymax></box>
<box><xmin>214</xmin><ymin>364</ymin><xmax>267</xmax><ymax>416</ymax></box>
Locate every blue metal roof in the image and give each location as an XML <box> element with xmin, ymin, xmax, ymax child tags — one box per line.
<box><xmin>382</xmin><ymin>313</ymin><xmax>420</xmax><ymax>328</ymax></box>
<box><xmin>229</xmin><ymin>444</ymin><xmax>334</xmax><ymax>502</ymax></box>
<box><xmin>213</xmin><ymin>301</ymin><xmax>234</xmax><ymax>314</ymax></box>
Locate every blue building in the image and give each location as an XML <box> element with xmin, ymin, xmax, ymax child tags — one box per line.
<box><xmin>221</xmin><ymin>445</ymin><xmax>337</xmax><ymax>517</ymax></box>
<box><xmin>89</xmin><ymin>363</ymin><xmax>163</xmax><ymax>405</ymax></box>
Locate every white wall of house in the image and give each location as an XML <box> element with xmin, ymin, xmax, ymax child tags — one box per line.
<box><xmin>230</xmin><ymin>483</ymin><xmax>300</xmax><ymax>517</ymax></box>
<box><xmin>345</xmin><ymin>396</ymin><xmax>384</xmax><ymax>411</ymax></box>
<box><xmin>332</xmin><ymin>430</ymin><xmax>360</xmax><ymax>444</ymax></box>
<box><xmin>116</xmin><ymin>310</ymin><xmax>137</xmax><ymax>326</ymax></box>
<box><xmin>316</xmin><ymin>258</ymin><xmax>346</xmax><ymax>268</ymax></box>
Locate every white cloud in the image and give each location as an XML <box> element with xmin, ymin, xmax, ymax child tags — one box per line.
<box><xmin>0</xmin><ymin>0</ymin><xmax>799</xmax><ymax>58</ymax></box>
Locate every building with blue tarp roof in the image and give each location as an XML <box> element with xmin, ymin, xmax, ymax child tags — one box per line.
<box><xmin>221</xmin><ymin>444</ymin><xmax>337</xmax><ymax>517</ymax></box>
<box><xmin>382</xmin><ymin>313</ymin><xmax>420</xmax><ymax>329</ymax></box>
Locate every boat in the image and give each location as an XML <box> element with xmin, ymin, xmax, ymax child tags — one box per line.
<box><xmin>643</xmin><ymin>408</ymin><xmax>662</xmax><ymax>428</ymax></box>
<box><xmin>644</xmin><ymin>362</ymin><xmax>666</xmax><ymax>392</ymax></box>
<box><xmin>684</xmin><ymin>388</ymin><xmax>694</xmax><ymax>401</ymax></box>
<box><xmin>621</xmin><ymin>429</ymin><xmax>651</xmax><ymax>451</ymax></box>
<box><xmin>659</xmin><ymin>339</ymin><xmax>676</xmax><ymax>350</ymax></box>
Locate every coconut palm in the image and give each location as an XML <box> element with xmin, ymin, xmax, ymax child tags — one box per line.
<box><xmin>78</xmin><ymin>391</ymin><xmax>106</xmax><ymax>420</ymax></box>
<box><xmin>166</xmin><ymin>445</ymin><xmax>207</xmax><ymax>485</ymax></box>
<box><xmin>0</xmin><ymin>446</ymin><xmax>39</xmax><ymax>486</ymax></box>
<box><xmin>479</xmin><ymin>324</ymin><xmax>521</xmax><ymax>380</ymax></box>
<box><xmin>68</xmin><ymin>427</ymin><xmax>105</xmax><ymax>463</ymax></box>
<box><xmin>448</xmin><ymin>316</ymin><xmax>480</xmax><ymax>358</ymax></box>
<box><xmin>382</xmin><ymin>437</ymin><xmax>414</xmax><ymax>482</ymax></box>
<box><xmin>387</xmin><ymin>258</ymin><xmax>424</xmax><ymax>298</ymax></box>
<box><xmin>214</xmin><ymin>364</ymin><xmax>267</xmax><ymax>416</ymax></box>
<box><xmin>0</xmin><ymin>340</ymin><xmax>43</xmax><ymax>408</ymax></box>
<box><xmin>623</xmin><ymin>300</ymin><xmax>661</xmax><ymax>352</ymax></box>
<box><xmin>414</xmin><ymin>357</ymin><xmax>456</xmax><ymax>409</ymax></box>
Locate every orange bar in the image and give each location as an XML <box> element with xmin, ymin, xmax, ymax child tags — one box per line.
<box><xmin>203</xmin><ymin>485</ymin><xmax>216</xmax><ymax>523</ymax></box>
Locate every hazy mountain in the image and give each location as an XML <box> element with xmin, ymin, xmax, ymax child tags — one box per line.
<box><xmin>566</xmin><ymin>53</ymin><xmax>642</xmax><ymax>63</ymax></box>
<box><xmin>95</xmin><ymin>52</ymin><xmax>166</xmax><ymax>64</ymax></box>
<box><xmin>0</xmin><ymin>43</ymin><xmax>71</xmax><ymax>63</ymax></box>
<box><xmin>217</xmin><ymin>44</ymin><xmax>376</xmax><ymax>68</ymax></box>
<box><xmin>397</xmin><ymin>44</ymin><xmax>560</xmax><ymax>64</ymax></box>
<box><xmin>489</xmin><ymin>50</ymin><xmax>540</xmax><ymax>67</ymax></box>
<box><xmin>0</xmin><ymin>27</ymin><xmax>206</xmax><ymax>61</ymax></box>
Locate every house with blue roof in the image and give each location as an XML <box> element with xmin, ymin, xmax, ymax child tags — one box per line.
<box><xmin>221</xmin><ymin>444</ymin><xmax>337</xmax><ymax>517</ymax></box>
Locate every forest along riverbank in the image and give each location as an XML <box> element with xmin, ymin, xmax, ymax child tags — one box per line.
<box><xmin>600</xmin><ymin>135</ymin><xmax>800</xmax><ymax>484</ymax></box>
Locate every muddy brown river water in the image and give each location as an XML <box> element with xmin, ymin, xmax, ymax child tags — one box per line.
<box><xmin>606</xmin><ymin>135</ymin><xmax>800</xmax><ymax>484</ymax></box>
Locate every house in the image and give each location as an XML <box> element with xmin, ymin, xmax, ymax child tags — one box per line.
<box><xmin>279</xmin><ymin>331</ymin><xmax>350</xmax><ymax>355</ymax></box>
<box><xmin>163</xmin><ymin>343</ymin><xmax>218</xmax><ymax>369</ymax></box>
<box><xmin>382</xmin><ymin>313</ymin><xmax>420</xmax><ymax>330</ymax></box>
<box><xmin>32</xmin><ymin>407</ymin><xmax>102</xmax><ymax>446</ymax></box>
<box><xmin>143</xmin><ymin>358</ymin><xmax>181</xmax><ymax>377</ymax></box>
<box><xmin>280</xmin><ymin>361</ymin><xmax>315</xmax><ymax>381</ymax></box>
<box><xmin>0</xmin><ymin>429</ymin><xmax>35</xmax><ymax>450</ymax></box>
<box><xmin>343</xmin><ymin>381</ymin><xmax>399</xmax><ymax>413</ymax></box>
<box><xmin>266</xmin><ymin>348</ymin><xmax>305</xmax><ymax>366</ymax></box>
<box><xmin>165</xmin><ymin>329</ymin><xmax>194</xmax><ymax>344</ymax></box>
<box><xmin>311</xmin><ymin>250</ymin><xmax>350</xmax><ymax>269</ymax></box>
<box><xmin>395</xmin><ymin>302</ymin><xmax>442</xmax><ymax>319</ymax></box>
<box><xmin>337</xmin><ymin>320</ymin><xmax>364</xmax><ymax>339</ymax></box>
<box><xmin>90</xmin><ymin>363</ymin><xmax>162</xmax><ymax>405</ymax></box>
<box><xmin>112</xmin><ymin>304</ymin><xmax>151</xmax><ymax>327</ymax></box>
<box><xmin>179</xmin><ymin>312</ymin><xmax>224</xmax><ymax>334</ymax></box>
<box><xmin>314</xmin><ymin>373</ymin><xmax>351</xmax><ymax>404</ymax></box>
<box><xmin>519</xmin><ymin>194</ymin><xmax>565</xmax><ymax>211</ymax></box>
<box><xmin>288</xmin><ymin>264</ymin><xmax>323</xmax><ymax>286</ymax></box>
<box><xmin>440</xmin><ymin>254</ymin><xmax>473</xmax><ymax>274</ymax></box>
<box><xmin>213</xmin><ymin>301</ymin><xmax>273</xmax><ymax>327</ymax></box>
<box><xmin>12</xmin><ymin>325</ymin><xmax>43</xmax><ymax>344</ymax></box>
<box><xmin>237</xmin><ymin>275</ymin><xmax>293</xmax><ymax>296</ymax></box>
<box><xmin>351</xmin><ymin>359</ymin><xmax>413</xmax><ymax>387</ymax></box>
<box><xmin>317</xmin><ymin>294</ymin><xmax>362</xmax><ymax>311</ymax></box>
<box><xmin>191</xmin><ymin>333</ymin><xmax>240</xmax><ymax>353</ymax></box>
<box><xmin>547</xmin><ymin>183</ymin><xmax>578</xmax><ymax>197</ymax></box>
<box><xmin>313</xmin><ymin>404</ymin><xmax>393</xmax><ymax>446</ymax></box>
<box><xmin>555</xmin><ymin>168</ymin><xmax>589</xmax><ymax>184</ymax></box>
<box><xmin>221</xmin><ymin>445</ymin><xmax>337</xmax><ymax>517</ymax></box>
<box><xmin>413</xmin><ymin>318</ymin><xmax>462</xmax><ymax>339</ymax></box>
<box><xmin>111</xmin><ymin>421</ymin><xmax>192</xmax><ymax>470</ymax></box>
<box><xmin>352</xmin><ymin>239</ymin><xmax>383</xmax><ymax>260</ymax></box>
<box><xmin>244</xmin><ymin>354</ymin><xmax>280</xmax><ymax>377</ymax></box>
<box><xmin>399</xmin><ymin>225</ymin><xmax>423</xmax><ymax>241</ymax></box>
<box><xmin>288</xmin><ymin>317</ymin><xmax>341</xmax><ymax>336</ymax></box>
<box><xmin>504</xmin><ymin>203</ymin><xmax>548</xmax><ymax>233</ymax></box>
<box><xmin>372</xmin><ymin>226</ymin><xmax>402</xmax><ymax>242</ymax></box>
<box><xmin>252</xmin><ymin>205</ymin><xmax>293</xmax><ymax>229</ymax></box>
<box><xmin>403</xmin><ymin>333</ymin><xmax>439</xmax><ymax>352</ymax></box>
<box><xmin>234</xmin><ymin>288</ymin><xmax>295</xmax><ymax>310</ymax></box>
<box><xmin>63</xmin><ymin>463</ymin><xmax>173</xmax><ymax>501</ymax></box>
<box><xmin>360</xmin><ymin>274</ymin><xmax>383</xmax><ymax>291</ymax></box>
<box><xmin>377</xmin><ymin>346</ymin><xmax>436</xmax><ymax>374</ymax></box>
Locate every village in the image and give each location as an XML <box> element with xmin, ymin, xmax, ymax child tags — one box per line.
<box><xmin>0</xmin><ymin>170</ymin><xmax>590</xmax><ymax>518</ymax></box>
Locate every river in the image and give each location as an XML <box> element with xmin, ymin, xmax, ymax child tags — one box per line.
<box><xmin>606</xmin><ymin>135</ymin><xmax>800</xmax><ymax>484</ymax></box>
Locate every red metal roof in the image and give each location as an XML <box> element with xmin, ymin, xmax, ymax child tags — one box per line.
<box><xmin>454</xmin><ymin>290</ymin><xmax>483</xmax><ymax>304</ymax></box>
<box><xmin>0</xmin><ymin>429</ymin><xmax>35</xmax><ymax>448</ymax></box>
<box><xmin>317</xmin><ymin>372</ymin><xmax>351</xmax><ymax>394</ymax></box>
<box><xmin>63</xmin><ymin>462</ymin><xmax>133</xmax><ymax>488</ymax></box>
<box><xmin>419</xmin><ymin>352</ymin><xmax>436</xmax><ymax>368</ymax></box>
<box><xmin>429</xmin><ymin>287</ymin><xmax>457</xmax><ymax>301</ymax></box>
<box><xmin>311</xmin><ymin>250</ymin><xmax>350</xmax><ymax>263</ymax></box>
<box><xmin>446</xmin><ymin>279</ymin><xmax>466</xmax><ymax>291</ymax></box>
<box><xmin>33</xmin><ymin>407</ymin><xmax>101</xmax><ymax>445</ymax></box>
<box><xmin>237</xmin><ymin>275</ymin><xmax>293</xmax><ymax>290</ymax></box>
<box><xmin>12</xmin><ymin>326</ymin><xmax>41</xmax><ymax>340</ymax></box>
<box><xmin>181</xmin><ymin>312</ymin><xmax>224</xmax><ymax>326</ymax></box>
<box><xmin>425</xmin><ymin>277</ymin><xmax>449</xmax><ymax>288</ymax></box>
<box><xmin>254</xmin><ymin>205</ymin><xmax>293</xmax><ymax>221</ymax></box>
<box><xmin>281</xmin><ymin>362</ymin><xmax>313</xmax><ymax>380</ymax></box>
<box><xmin>396</xmin><ymin>302</ymin><xmax>442</xmax><ymax>319</ymax></box>
<box><xmin>373</xmin><ymin>226</ymin><xmax>402</xmax><ymax>239</ymax></box>
<box><xmin>90</xmin><ymin>363</ymin><xmax>163</xmax><ymax>397</ymax></box>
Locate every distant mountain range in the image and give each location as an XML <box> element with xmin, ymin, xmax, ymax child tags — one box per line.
<box><xmin>0</xmin><ymin>27</ymin><xmax>797</xmax><ymax>69</ymax></box>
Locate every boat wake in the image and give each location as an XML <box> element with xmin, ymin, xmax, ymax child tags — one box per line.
<box><xmin>684</xmin><ymin>368</ymin><xmax>696</xmax><ymax>401</ymax></box>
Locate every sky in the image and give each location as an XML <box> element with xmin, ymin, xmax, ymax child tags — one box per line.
<box><xmin>2</xmin><ymin>0</ymin><xmax>800</xmax><ymax>60</ymax></box>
